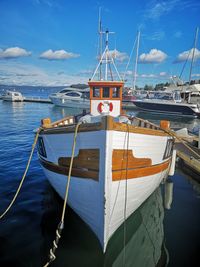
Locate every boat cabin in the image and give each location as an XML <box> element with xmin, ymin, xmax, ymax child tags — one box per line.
<box><xmin>88</xmin><ymin>81</ymin><xmax>124</xmax><ymax>117</ymax></box>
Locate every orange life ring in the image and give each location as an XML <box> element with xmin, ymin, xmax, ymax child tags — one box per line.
<box><xmin>98</xmin><ymin>102</ymin><xmax>113</xmax><ymax>113</ymax></box>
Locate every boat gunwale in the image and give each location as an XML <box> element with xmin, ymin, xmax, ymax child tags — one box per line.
<box><xmin>39</xmin><ymin>115</ymin><xmax>171</xmax><ymax>137</ymax></box>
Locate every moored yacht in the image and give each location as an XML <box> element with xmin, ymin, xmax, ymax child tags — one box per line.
<box><xmin>49</xmin><ymin>87</ymin><xmax>90</xmax><ymax>108</ymax></box>
<box><xmin>133</xmin><ymin>90</ymin><xmax>200</xmax><ymax>118</ymax></box>
<box><xmin>37</xmin><ymin>28</ymin><xmax>175</xmax><ymax>252</ymax></box>
<box><xmin>2</xmin><ymin>90</ymin><xmax>24</xmax><ymax>102</ymax></box>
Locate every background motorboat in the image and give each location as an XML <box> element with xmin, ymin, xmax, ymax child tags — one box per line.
<box><xmin>133</xmin><ymin>90</ymin><xmax>200</xmax><ymax>118</ymax></box>
<box><xmin>49</xmin><ymin>87</ymin><xmax>90</xmax><ymax>108</ymax></box>
<box><xmin>2</xmin><ymin>90</ymin><xmax>24</xmax><ymax>102</ymax></box>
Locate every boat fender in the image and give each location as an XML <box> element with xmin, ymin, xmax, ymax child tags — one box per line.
<box><xmin>119</xmin><ymin>115</ymin><xmax>131</xmax><ymax>124</ymax></box>
<box><xmin>160</xmin><ymin>120</ymin><xmax>170</xmax><ymax>130</ymax></box>
<box><xmin>164</xmin><ymin>178</ymin><xmax>173</xmax><ymax>209</ymax></box>
<box><xmin>98</xmin><ymin>101</ymin><xmax>113</xmax><ymax>113</ymax></box>
<box><xmin>41</xmin><ymin>117</ymin><xmax>52</xmax><ymax>128</ymax></box>
<box><xmin>79</xmin><ymin>114</ymin><xmax>92</xmax><ymax>124</ymax></box>
<box><xmin>169</xmin><ymin>149</ymin><xmax>176</xmax><ymax>176</ymax></box>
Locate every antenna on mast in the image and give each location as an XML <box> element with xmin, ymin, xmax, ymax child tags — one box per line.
<box><xmin>92</xmin><ymin>26</ymin><xmax>121</xmax><ymax>81</ymax></box>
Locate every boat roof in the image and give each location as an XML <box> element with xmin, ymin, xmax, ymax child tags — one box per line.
<box><xmin>59</xmin><ymin>87</ymin><xmax>89</xmax><ymax>92</ymax></box>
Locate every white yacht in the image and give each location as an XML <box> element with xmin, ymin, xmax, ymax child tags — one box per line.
<box><xmin>2</xmin><ymin>90</ymin><xmax>24</xmax><ymax>102</ymax></box>
<box><xmin>49</xmin><ymin>87</ymin><xmax>90</xmax><ymax>108</ymax></box>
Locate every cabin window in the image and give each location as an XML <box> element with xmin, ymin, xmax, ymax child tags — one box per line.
<box><xmin>65</xmin><ymin>92</ymin><xmax>80</xmax><ymax>97</ymax></box>
<box><xmin>163</xmin><ymin>139</ymin><xmax>173</xmax><ymax>159</ymax></box>
<box><xmin>112</xmin><ymin>87</ymin><xmax>120</xmax><ymax>98</ymax></box>
<box><xmin>93</xmin><ymin>87</ymin><xmax>100</xmax><ymax>98</ymax></box>
<box><xmin>103</xmin><ymin>87</ymin><xmax>110</xmax><ymax>98</ymax></box>
<box><xmin>82</xmin><ymin>92</ymin><xmax>90</xmax><ymax>99</ymax></box>
<box><xmin>37</xmin><ymin>137</ymin><xmax>47</xmax><ymax>158</ymax></box>
<box><xmin>60</xmin><ymin>89</ymin><xmax>72</xmax><ymax>93</ymax></box>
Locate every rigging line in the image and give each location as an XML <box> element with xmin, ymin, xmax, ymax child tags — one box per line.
<box><xmin>109</xmin><ymin>129</ymin><xmax>130</xmax><ymax>222</ymax></box>
<box><xmin>123</xmin><ymin>36</ymin><xmax>137</xmax><ymax>81</ymax></box>
<box><xmin>108</xmin><ymin>59</ymin><xmax>114</xmax><ymax>81</ymax></box>
<box><xmin>189</xmin><ymin>27</ymin><xmax>199</xmax><ymax>83</ymax></box>
<box><xmin>123</xmin><ymin>124</ymin><xmax>130</xmax><ymax>267</ymax></box>
<box><xmin>179</xmin><ymin>49</ymin><xmax>191</xmax><ymax>79</ymax></box>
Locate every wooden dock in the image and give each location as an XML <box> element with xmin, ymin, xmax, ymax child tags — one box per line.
<box><xmin>175</xmin><ymin>141</ymin><xmax>200</xmax><ymax>181</ymax></box>
<box><xmin>24</xmin><ymin>97</ymin><xmax>52</xmax><ymax>104</ymax></box>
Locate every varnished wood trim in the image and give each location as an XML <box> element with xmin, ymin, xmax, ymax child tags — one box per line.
<box><xmin>112</xmin><ymin>159</ymin><xmax>170</xmax><ymax>181</ymax></box>
<box><xmin>102</xmin><ymin>116</ymin><xmax>169</xmax><ymax>136</ymax></box>
<box><xmin>40</xmin><ymin>116</ymin><xmax>170</xmax><ymax>137</ymax></box>
<box><xmin>59</xmin><ymin>149</ymin><xmax>99</xmax><ymax>171</ymax></box>
<box><xmin>88</xmin><ymin>81</ymin><xmax>124</xmax><ymax>87</ymax></box>
<box><xmin>40</xmin><ymin>122</ymin><xmax>102</xmax><ymax>135</ymax></box>
<box><xmin>112</xmin><ymin>149</ymin><xmax>152</xmax><ymax>170</ymax></box>
<box><xmin>39</xmin><ymin>149</ymin><xmax>99</xmax><ymax>181</ymax></box>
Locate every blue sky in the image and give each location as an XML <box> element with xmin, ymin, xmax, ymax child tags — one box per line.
<box><xmin>0</xmin><ymin>0</ymin><xmax>200</xmax><ymax>87</ymax></box>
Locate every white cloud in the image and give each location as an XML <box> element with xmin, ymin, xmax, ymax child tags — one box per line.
<box><xmin>159</xmin><ymin>71</ymin><xmax>168</xmax><ymax>76</ymax></box>
<box><xmin>39</xmin><ymin>49</ymin><xmax>80</xmax><ymax>60</ymax></box>
<box><xmin>79</xmin><ymin>69</ymin><xmax>93</xmax><ymax>75</ymax></box>
<box><xmin>174</xmin><ymin>48</ymin><xmax>200</xmax><ymax>63</ymax></box>
<box><xmin>105</xmin><ymin>49</ymin><xmax>129</xmax><ymax>62</ymax></box>
<box><xmin>174</xmin><ymin>31</ymin><xmax>182</xmax><ymax>38</ymax></box>
<box><xmin>145</xmin><ymin>31</ymin><xmax>165</xmax><ymax>41</ymax></box>
<box><xmin>140</xmin><ymin>74</ymin><xmax>156</xmax><ymax>78</ymax></box>
<box><xmin>139</xmin><ymin>49</ymin><xmax>167</xmax><ymax>63</ymax></box>
<box><xmin>0</xmin><ymin>62</ymin><xmax>87</xmax><ymax>86</ymax></box>
<box><xmin>144</xmin><ymin>0</ymin><xmax>180</xmax><ymax>20</ymax></box>
<box><xmin>0</xmin><ymin>47</ymin><xmax>31</xmax><ymax>59</ymax></box>
<box><xmin>192</xmin><ymin>73</ymin><xmax>200</xmax><ymax>77</ymax></box>
<box><xmin>126</xmin><ymin>70</ymin><xmax>133</xmax><ymax>76</ymax></box>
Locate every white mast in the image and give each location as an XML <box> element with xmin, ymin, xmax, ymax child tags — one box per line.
<box><xmin>133</xmin><ymin>30</ymin><xmax>140</xmax><ymax>90</ymax></box>
<box><xmin>91</xmin><ymin>29</ymin><xmax>121</xmax><ymax>81</ymax></box>
<box><xmin>98</xmin><ymin>7</ymin><xmax>103</xmax><ymax>80</ymax></box>
<box><xmin>189</xmin><ymin>27</ymin><xmax>199</xmax><ymax>83</ymax></box>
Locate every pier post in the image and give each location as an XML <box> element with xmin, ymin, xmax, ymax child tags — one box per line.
<box><xmin>199</xmin><ymin>129</ymin><xmax>200</xmax><ymax>149</ymax></box>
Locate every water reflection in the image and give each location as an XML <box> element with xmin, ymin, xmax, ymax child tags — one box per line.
<box><xmin>40</xmin><ymin>187</ymin><xmax>166</xmax><ymax>267</ymax></box>
<box><xmin>49</xmin><ymin>105</ymin><xmax>89</xmax><ymax>121</ymax></box>
<box><xmin>0</xmin><ymin>184</ymin><xmax>167</xmax><ymax>267</ymax></box>
<box><xmin>2</xmin><ymin>101</ymin><xmax>25</xmax><ymax>112</ymax></box>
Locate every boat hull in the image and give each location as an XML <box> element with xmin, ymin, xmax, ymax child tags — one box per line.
<box><xmin>50</xmin><ymin>96</ymin><xmax>90</xmax><ymax>108</ymax></box>
<box><xmin>133</xmin><ymin>99</ymin><xmax>200</xmax><ymax>117</ymax></box>
<box><xmin>38</xmin><ymin>121</ymin><xmax>173</xmax><ymax>251</ymax></box>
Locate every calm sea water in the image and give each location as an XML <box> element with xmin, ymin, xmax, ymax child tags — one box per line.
<box><xmin>0</xmin><ymin>88</ymin><xmax>200</xmax><ymax>267</ymax></box>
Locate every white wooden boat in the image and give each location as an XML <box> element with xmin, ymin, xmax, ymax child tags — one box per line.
<box><xmin>37</xmin><ymin>30</ymin><xmax>175</xmax><ymax>252</ymax></box>
<box><xmin>2</xmin><ymin>90</ymin><xmax>24</xmax><ymax>102</ymax></box>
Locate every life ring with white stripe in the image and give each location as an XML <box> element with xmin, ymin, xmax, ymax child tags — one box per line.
<box><xmin>98</xmin><ymin>102</ymin><xmax>113</xmax><ymax>113</ymax></box>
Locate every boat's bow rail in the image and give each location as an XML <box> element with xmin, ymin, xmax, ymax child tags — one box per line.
<box><xmin>41</xmin><ymin>116</ymin><xmax>75</xmax><ymax>128</ymax></box>
<box><xmin>129</xmin><ymin>116</ymin><xmax>171</xmax><ymax>132</ymax></box>
<box><xmin>40</xmin><ymin>113</ymin><xmax>172</xmax><ymax>138</ymax></box>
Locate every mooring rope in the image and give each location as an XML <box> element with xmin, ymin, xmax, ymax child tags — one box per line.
<box><xmin>122</xmin><ymin>124</ymin><xmax>130</xmax><ymax>267</ymax></box>
<box><xmin>0</xmin><ymin>128</ymin><xmax>42</xmax><ymax>220</ymax></box>
<box><xmin>43</xmin><ymin>122</ymin><xmax>81</xmax><ymax>267</ymax></box>
<box><xmin>130</xmin><ymin>116</ymin><xmax>200</xmax><ymax>159</ymax></box>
